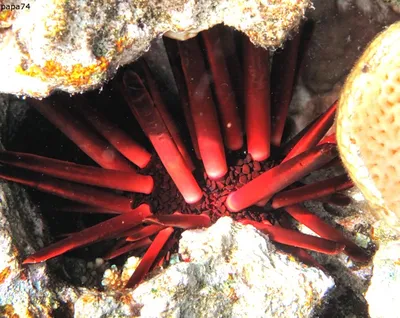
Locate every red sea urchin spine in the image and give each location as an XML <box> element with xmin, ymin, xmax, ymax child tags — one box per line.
<box><xmin>0</xmin><ymin>167</ymin><xmax>134</xmax><ymax>213</ymax></box>
<box><xmin>318</xmin><ymin>133</ymin><xmax>337</xmax><ymax>145</ymax></box>
<box><xmin>281</xmin><ymin>116</ymin><xmax>320</xmax><ymax>156</ymax></box>
<box><xmin>283</xmin><ymin>101</ymin><xmax>337</xmax><ymax>162</ymax></box>
<box><xmin>163</xmin><ymin>37</ymin><xmax>202</xmax><ymax>160</ymax></box>
<box><xmin>276</xmin><ymin>217</ymin><xmax>326</xmax><ymax>271</ymax></box>
<box><xmin>143</xmin><ymin>213</ymin><xmax>211</xmax><ymax>229</ymax></box>
<box><xmin>319</xmin><ymin>193</ymin><xmax>352</xmax><ymax>206</ymax></box>
<box><xmin>284</xmin><ymin>205</ymin><xmax>370</xmax><ymax>262</ymax></box>
<box><xmin>125</xmin><ymin>227</ymin><xmax>174</xmax><ymax>288</ymax></box>
<box><xmin>226</xmin><ymin>143</ymin><xmax>338</xmax><ymax>212</ymax></box>
<box><xmin>23</xmin><ymin>204</ymin><xmax>152</xmax><ymax>264</ymax></box>
<box><xmin>243</xmin><ymin>36</ymin><xmax>271</xmax><ymax>161</ymax></box>
<box><xmin>256</xmin><ymin>103</ymin><xmax>337</xmax><ymax>207</ymax></box>
<box><xmin>72</xmin><ymin>97</ymin><xmax>152</xmax><ymax>169</ymax></box>
<box><xmin>271</xmin><ymin>174</ymin><xmax>353</xmax><ymax>209</ymax></box>
<box><xmin>125</xmin><ymin>224</ymin><xmax>166</xmax><ymax>242</ymax></box>
<box><xmin>283</xmin><ymin>246</ymin><xmax>326</xmax><ymax>271</ymax></box>
<box><xmin>122</xmin><ymin>71</ymin><xmax>203</xmax><ymax>204</ymax></box>
<box><xmin>152</xmin><ymin>236</ymin><xmax>177</xmax><ymax>269</ymax></box>
<box><xmin>202</xmin><ymin>28</ymin><xmax>244</xmax><ymax>151</ymax></box>
<box><xmin>179</xmin><ymin>37</ymin><xmax>228</xmax><ymax>179</ymax></box>
<box><xmin>0</xmin><ymin>150</ymin><xmax>153</xmax><ymax>194</ymax></box>
<box><xmin>240</xmin><ymin>220</ymin><xmax>345</xmax><ymax>255</ymax></box>
<box><xmin>219</xmin><ymin>27</ymin><xmax>244</xmax><ymax>112</ymax></box>
<box><xmin>141</xmin><ymin>62</ymin><xmax>196</xmax><ymax>171</ymax></box>
<box><xmin>104</xmin><ymin>238</ymin><xmax>152</xmax><ymax>261</ymax></box>
<box><xmin>27</xmin><ymin>98</ymin><xmax>134</xmax><ymax>172</ymax></box>
<box><xmin>103</xmin><ymin>238</ymin><xmax>130</xmax><ymax>258</ymax></box>
<box><xmin>270</xmin><ymin>31</ymin><xmax>302</xmax><ymax>147</ymax></box>
<box><xmin>54</xmin><ymin>204</ymin><xmax>119</xmax><ymax>214</ymax></box>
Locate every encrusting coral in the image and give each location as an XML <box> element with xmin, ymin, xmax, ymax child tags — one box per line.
<box><xmin>337</xmin><ymin>21</ymin><xmax>400</xmax><ymax>231</ymax></box>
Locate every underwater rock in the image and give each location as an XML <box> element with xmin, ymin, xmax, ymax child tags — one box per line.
<box><xmin>76</xmin><ymin>217</ymin><xmax>335</xmax><ymax>317</ymax></box>
<box><xmin>365</xmin><ymin>240</ymin><xmax>400</xmax><ymax>318</ymax></box>
<box><xmin>302</xmin><ymin>0</ymin><xmax>399</xmax><ymax>94</ymax></box>
<box><xmin>0</xmin><ymin>176</ymin><xmax>80</xmax><ymax>317</ymax></box>
<box><xmin>0</xmin><ymin>0</ymin><xmax>310</xmax><ymax>98</ymax></box>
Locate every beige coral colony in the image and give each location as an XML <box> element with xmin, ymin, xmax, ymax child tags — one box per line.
<box><xmin>337</xmin><ymin>21</ymin><xmax>400</xmax><ymax>231</ymax></box>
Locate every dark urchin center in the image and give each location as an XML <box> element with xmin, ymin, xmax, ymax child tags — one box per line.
<box><xmin>136</xmin><ymin>151</ymin><xmax>278</xmax><ymax>224</ymax></box>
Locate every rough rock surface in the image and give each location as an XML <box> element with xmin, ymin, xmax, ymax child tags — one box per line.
<box><xmin>75</xmin><ymin>217</ymin><xmax>335</xmax><ymax>318</ymax></box>
<box><xmin>0</xmin><ymin>0</ymin><xmax>310</xmax><ymax>98</ymax></box>
<box><xmin>0</xmin><ymin>181</ymin><xmax>57</xmax><ymax>317</ymax></box>
<box><xmin>0</xmin><ymin>95</ymin><xmax>79</xmax><ymax>317</ymax></box>
<box><xmin>302</xmin><ymin>0</ymin><xmax>399</xmax><ymax>94</ymax></box>
<box><xmin>289</xmin><ymin>0</ymin><xmax>400</xmax><ymax>135</ymax></box>
<box><xmin>366</xmin><ymin>240</ymin><xmax>400</xmax><ymax>318</ymax></box>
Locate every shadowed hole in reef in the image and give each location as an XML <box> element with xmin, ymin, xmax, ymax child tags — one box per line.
<box><xmin>5</xmin><ymin>27</ymin><xmax>287</xmax><ymax>258</ymax></box>
<box><xmin>1</xmin><ymin>24</ymin><xmax>373</xmax><ymax>318</ymax></box>
<box><xmin>6</xmin><ymin>77</ymin><xmax>287</xmax><ymax>279</ymax></box>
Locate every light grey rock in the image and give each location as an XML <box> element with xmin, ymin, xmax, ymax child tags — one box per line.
<box><xmin>0</xmin><ymin>181</ymin><xmax>55</xmax><ymax>317</ymax></box>
<box><xmin>0</xmin><ymin>0</ymin><xmax>310</xmax><ymax>98</ymax></box>
<box><xmin>79</xmin><ymin>217</ymin><xmax>335</xmax><ymax>318</ymax></box>
<box><xmin>366</xmin><ymin>240</ymin><xmax>400</xmax><ymax>318</ymax></box>
<box><xmin>286</xmin><ymin>1</ymin><xmax>400</xmax><ymax>137</ymax></box>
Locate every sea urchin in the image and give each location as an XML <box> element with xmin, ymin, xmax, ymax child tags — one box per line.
<box><xmin>0</xmin><ymin>24</ymin><xmax>370</xmax><ymax>289</ymax></box>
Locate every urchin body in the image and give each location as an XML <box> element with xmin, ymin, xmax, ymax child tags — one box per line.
<box><xmin>0</xmin><ymin>24</ymin><xmax>370</xmax><ymax>291</ymax></box>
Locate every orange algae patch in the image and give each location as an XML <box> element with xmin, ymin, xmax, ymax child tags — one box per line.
<box><xmin>0</xmin><ymin>10</ymin><xmax>14</xmax><ymax>23</ymax></box>
<box><xmin>116</xmin><ymin>36</ymin><xmax>128</xmax><ymax>53</ymax></box>
<box><xmin>16</xmin><ymin>57</ymin><xmax>109</xmax><ymax>87</ymax></box>
<box><xmin>0</xmin><ymin>304</ymin><xmax>19</xmax><ymax>318</ymax></box>
<box><xmin>0</xmin><ymin>266</ymin><xmax>11</xmax><ymax>284</ymax></box>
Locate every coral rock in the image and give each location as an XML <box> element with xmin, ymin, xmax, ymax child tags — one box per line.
<box><xmin>0</xmin><ymin>0</ymin><xmax>310</xmax><ymax>98</ymax></box>
<box><xmin>337</xmin><ymin>21</ymin><xmax>400</xmax><ymax>231</ymax></box>
<box><xmin>365</xmin><ymin>240</ymin><xmax>400</xmax><ymax>318</ymax></box>
<box><xmin>78</xmin><ymin>217</ymin><xmax>335</xmax><ymax>317</ymax></box>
